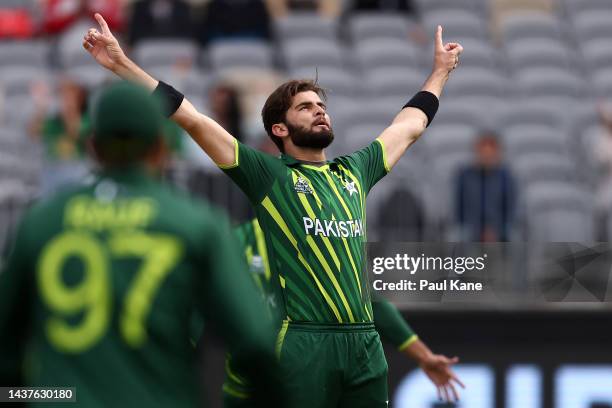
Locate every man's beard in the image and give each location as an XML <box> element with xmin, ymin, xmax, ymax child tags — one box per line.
<box><xmin>287</xmin><ymin>122</ymin><xmax>334</xmax><ymax>149</ymax></box>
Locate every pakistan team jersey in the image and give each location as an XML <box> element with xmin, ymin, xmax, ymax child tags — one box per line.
<box><xmin>221</xmin><ymin>139</ymin><xmax>390</xmax><ymax>324</ymax></box>
<box><xmin>0</xmin><ymin>168</ymin><xmax>274</xmax><ymax>408</ymax></box>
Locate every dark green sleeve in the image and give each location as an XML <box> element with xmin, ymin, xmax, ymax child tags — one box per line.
<box><xmin>220</xmin><ymin>140</ymin><xmax>283</xmax><ymax>204</ymax></box>
<box><xmin>0</xmin><ymin>216</ymin><xmax>33</xmax><ymax>385</ymax></box>
<box><xmin>372</xmin><ymin>296</ymin><xmax>418</xmax><ymax>351</ymax></box>
<box><xmin>194</xmin><ymin>212</ymin><xmax>275</xmax><ymax>357</ymax></box>
<box><xmin>342</xmin><ymin>139</ymin><xmax>390</xmax><ymax>195</ymax></box>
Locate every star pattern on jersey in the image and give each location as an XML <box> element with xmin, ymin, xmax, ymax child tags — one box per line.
<box><xmin>344</xmin><ymin>181</ymin><xmax>358</xmax><ymax>196</ymax></box>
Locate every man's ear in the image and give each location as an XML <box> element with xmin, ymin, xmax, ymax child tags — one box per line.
<box><xmin>272</xmin><ymin>123</ymin><xmax>289</xmax><ymax>138</ymax></box>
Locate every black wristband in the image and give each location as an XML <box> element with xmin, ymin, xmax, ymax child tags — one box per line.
<box><xmin>402</xmin><ymin>91</ymin><xmax>439</xmax><ymax>127</ymax></box>
<box><xmin>152</xmin><ymin>81</ymin><xmax>184</xmax><ymax>117</ymax></box>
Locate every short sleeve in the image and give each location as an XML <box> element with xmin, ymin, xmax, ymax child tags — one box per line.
<box><xmin>219</xmin><ymin>140</ymin><xmax>284</xmax><ymax>204</ymax></box>
<box><xmin>341</xmin><ymin>139</ymin><xmax>390</xmax><ymax>195</ymax></box>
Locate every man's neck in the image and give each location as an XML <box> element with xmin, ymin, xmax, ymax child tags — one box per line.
<box><xmin>284</xmin><ymin>144</ymin><xmax>327</xmax><ymax>163</ymax></box>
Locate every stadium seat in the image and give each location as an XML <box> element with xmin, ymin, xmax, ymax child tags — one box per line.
<box><xmin>499</xmin><ymin>12</ymin><xmax>565</xmax><ymax>44</ymax></box>
<box><xmin>363</xmin><ymin>67</ymin><xmax>424</xmax><ymax>99</ymax></box>
<box><xmin>0</xmin><ymin>66</ymin><xmax>50</xmax><ymax>98</ymax></box>
<box><xmin>512</xmin><ymin>152</ymin><xmax>576</xmax><ymax>188</ymax></box>
<box><xmin>209</xmin><ymin>40</ymin><xmax>274</xmax><ymax>71</ymax></box>
<box><xmin>353</xmin><ymin>38</ymin><xmax>421</xmax><ymax>71</ymax></box>
<box><xmin>564</xmin><ymin>0</ymin><xmax>612</xmax><ymax>15</ymax></box>
<box><xmin>64</xmin><ymin>65</ymin><xmax>113</xmax><ymax>91</ymax></box>
<box><xmin>282</xmin><ymin>38</ymin><xmax>345</xmax><ymax>71</ymax></box>
<box><xmin>273</xmin><ymin>13</ymin><xmax>338</xmax><ymax>42</ymax></box>
<box><xmin>133</xmin><ymin>39</ymin><xmax>199</xmax><ymax>70</ymax></box>
<box><xmin>515</xmin><ymin>68</ymin><xmax>590</xmax><ymax>100</ymax></box>
<box><xmin>434</xmin><ymin>100</ymin><xmax>497</xmax><ymax>129</ymax></box>
<box><xmin>453</xmin><ymin>39</ymin><xmax>500</xmax><ymax>69</ymax></box>
<box><xmin>572</xmin><ymin>10</ymin><xmax>612</xmax><ymax>43</ymax></box>
<box><xmin>524</xmin><ymin>182</ymin><xmax>594</xmax><ymax>241</ymax></box>
<box><xmin>0</xmin><ymin>40</ymin><xmax>48</xmax><ymax>68</ymax></box>
<box><xmin>581</xmin><ymin>39</ymin><xmax>612</xmax><ymax>72</ymax></box>
<box><xmin>591</xmin><ymin>68</ymin><xmax>612</xmax><ymax>99</ymax></box>
<box><xmin>502</xmin><ymin>124</ymin><xmax>568</xmax><ymax>158</ymax></box>
<box><xmin>443</xmin><ymin>68</ymin><xmax>509</xmax><ymax>98</ymax></box>
<box><xmin>422</xmin><ymin>10</ymin><xmax>488</xmax><ymax>42</ymax></box>
<box><xmin>505</xmin><ymin>40</ymin><xmax>574</xmax><ymax>72</ymax></box>
<box><xmin>289</xmin><ymin>66</ymin><xmax>359</xmax><ymax>99</ymax></box>
<box><xmin>414</xmin><ymin>0</ymin><xmax>482</xmax><ymax>15</ymax></box>
<box><xmin>348</xmin><ymin>13</ymin><xmax>410</xmax><ymax>42</ymax></box>
<box><xmin>498</xmin><ymin>101</ymin><xmax>565</xmax><ymax>130</ymax></box>
<box><xmin>423</xmin><ymin>124</ymin><xmax>478</xmax><ymax>157</ymax></box>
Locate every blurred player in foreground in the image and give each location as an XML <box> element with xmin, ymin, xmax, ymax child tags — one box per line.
<box><xmin>83</xmin><ymin>13</ymin><xmax>463</xmax><ymax>407</ymax></box>
<box><xmin>0</xmin><ymin>82</ymin><xmax>284</xmax><ymax>407</ymax></box>
<box><xmin>223</xmin><ymin>218</ymin><xmax>463</xmax><ymax>406</ymax></box>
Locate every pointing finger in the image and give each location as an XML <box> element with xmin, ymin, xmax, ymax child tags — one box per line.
<box><xmin>435</xmin><ymin>25</ymin><xmax>444</xmax><ymax>50</ymax></box>
<box><xmin>95</xmin><ymin>13</ymin><xmax>111</xmax><ymax>35</ymax></box>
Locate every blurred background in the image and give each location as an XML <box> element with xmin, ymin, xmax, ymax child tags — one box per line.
<box><xmin>1</xmin><ymin>0</ymin><xmax>612</xmax><ymax>407</ymax></box>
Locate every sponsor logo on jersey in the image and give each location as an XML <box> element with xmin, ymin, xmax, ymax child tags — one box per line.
<box><xmin>294</xmin><ymin>176</ymin><xmax>314</xmax><ymax>194</ymax></box>
<box><xmin>303</xmin><ymin>217</ymin><xmax>364</xmax><ymax>238</ymax></box>
<box><xmin>344</xmin><ymin>181</ymin><xmax>358</xmax><ymax>196</ymax></box>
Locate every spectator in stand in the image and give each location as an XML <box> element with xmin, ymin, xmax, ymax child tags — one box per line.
<box><xmin>208</xmin><ymin>82</ymin><xmax>244</xmax><ymax>142</ymax></box>
<box><xmin>28</xmin><ymin>77</ymin><xmax>91</xmax><ymax>195</ymax></box>
<box><xmin>41</xmin><ymin>0</ymin><xmax>124</xmax><ymax>35</ymax></box>
<box><xmin>592</xmin><ymin>102</ymin><xmax>612</xmax><ymax>237</ymax></box>
<box><xmin>198</xmin><ymin>0</ymin><xmax>271</xmax><ymax>45</ymax></box>
<box><xmin>128</xmin><ymin>0</ymin><xmax>194</xmax><ymax>46</ymax></box>
<box><xmin>455</xmin><ymin>132</ymin><xmax>516</xmax><ymax>242</ymax></box>
<box><xmin>266</xmin><ymin>0</ymin><xmax>341</xmax><ymax>19</ymax></box>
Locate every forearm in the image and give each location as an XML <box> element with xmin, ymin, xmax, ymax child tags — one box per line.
<box><xmin>402</xmin><ymin>338</ymin><xmax>435</xmax><ymax>365</ymax></box>
<box><xmin>113</xmin><ymin>55</ymin><xmax>158</xmax><ymax>90</ymax></box>
<box><xmin>372</xmin><ymin>298</ymin><xmax>418</xmax><ymax>350</ymax></box>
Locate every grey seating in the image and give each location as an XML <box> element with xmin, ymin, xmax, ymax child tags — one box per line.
<box><xmin>64</xmin><ymin>65</ymin><xmax>113</xmax><ymax>91</ymax></box>
<box><xmin>274</xmin><ymin>13</ymin><xmax>338</xmax><ymax>41</ymax></box>
<box><xmin>454</xmin><ymin>39</ymin><xmax>500</xmax><ymax>69</ymax></box>
<box><xmin>498</xmin><ymin>101</ymin><xmax>565</xmax><ymax>131</ymax></box>
<box><xmin>0</xmin><ymin>41</ymin><xmax>48</xmax><ymax>68</ymax></box>
<box><xmin>0</xmin><ymin>66</ymin><xmax>50</xmax><ymax>98</ymax></box>
<box><xmin>423</xmin><ymin>10</ymin><xmax>487</xmax><ymax>41</ymax></box>
<box><xmin>290</xmin><ymin>67</ymin><xmax>359</xmax><ymax>99</ymax></box>
<box><xmin>565</xmin><ymin>0</ymin><xmax>612</xmax><ymax>15</ymax></box>
<box><xmin>516</xmin><ymin>68</ymin><xmax>589</xmax><ymax>100</ymax></box>
<box><xmin>572</xmin><ymin>10</ymin><xmax>612</xmax><ymax>43</ymax></box>
<box><xmin>3</xmin><ymin>95</ymin><xmax>37</xmax><ymax>128</ymax></box>
<box><xmin>348</xmin><ymin>14</ymin><xmax>409</xmax><ymax>41</ymax></box>
<box><xmin>581</xmin><ymin>39</ymin><xmax>612</xmax><ymax>72</ymax></box>
<box><xmin>500</xmin><ymin>12</ymin><xmax>565</xmax><ymax>44</ymax></box>
<box><xmin>443</xmin><ymin>68</ymin><xmax>509</xmax><ymax>98</ymax></box>
<box><xmin>209</xmin><ymin>40</ymin><xmax>273</xmax><ymax>71</ymax></box>
<box><xmin>282</xmin><ymin>39</ymin><xmax>344</xmax><ymax>70</ymax></box>
<box><xmin>414</xmin><ymin>0</ymin><xmax>481</xmax><ymax>14</ymax></box>
<box><xmin>133</xmin><ymin>39</ymin><xmax>199</xmax><ymax>69</ymax></box>
<box><xmin>354</xmin><ymin>38</ymin><xmax>421</xmax><ymax>70</ymax></box>
<box><xmin>423</xmin><ymin>124</ymin><xmax>478</xmax><ymax>156</ymax></box>
<box><xmin>512</xmin><ymin>152</ymin><xmax>576</xmax><ymax>187</ymax></box>
<box><xmin>591</xmin><ymin>68</ymin><xmax>612</xmax><ymax>99</ymax></box>
<box><xmin>502</xmin><ymin>124</ymin><xmax>568</xmax><ymax>157</ymax></box>
<box><xmin>342</xmin><ymin>123</ymin><xmax>388</xmax><ymax>154</ymax></box>
<box><xmin>434</xmin><ymin>100</ymin><xmax>495</xmax><ymax>129</ymax></box>
<box><xmin>506</xmin><ymin>40</ymin><xmax>574</xmax><ymax>72</ymax></box>
<box><xmin>363</xmin><ymin>67</ymin><xmax>424</xmax><ymax>98</ymax></box>
<box><xmin>524</xmin><ymin>182</ymin><xmax>594</xmax><ymax>241</ymax></box>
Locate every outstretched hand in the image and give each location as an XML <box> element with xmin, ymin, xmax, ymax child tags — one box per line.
<box><xmin>420</xmin><ymin>354</ymin><xmax>465</xmax><ymax>403</ymax></box>
<box><xmin>83</xmin><ymin>13</ymin><xmax>126</xmax><ymax>71</ymax></box>
<box><xmin>433</xmin><ymin>25</ymin><xmax>463</xmax><ymax>74</ymax></box>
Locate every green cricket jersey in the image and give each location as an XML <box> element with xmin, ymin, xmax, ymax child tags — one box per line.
<box><xmin>0</xmin><ymin>168</ymin><xmax>275</xmax><ymax>407</ymax></box>
<box><xmin>221</xmin><ymin>139</ymin><xmax>391</xmax><ymax>324</ymax></box>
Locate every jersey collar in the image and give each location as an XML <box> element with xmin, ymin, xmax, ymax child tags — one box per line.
<box><xmin>280</xmin><ymin>153</ymin><xmax>331</xmax><ymax>171</ymax></box>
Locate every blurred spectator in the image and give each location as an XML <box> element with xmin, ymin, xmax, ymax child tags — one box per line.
<box><xmin>489</xmin><ymin>0</ymin><xmax>556</xmax><ymax>43</ymax></box>
<box><xmin>199</xmin><ymin>0</ymin><xmax>271</xmax><ymax>45</ymax></box>
<box><xmin>41</xmin><ymin>0</ymin><xmax>124</xmax><ymax>35</ymax></box>
<box><xmin>352</xmin><ymin>0</ymin><xmax>416</xmax><ymax>14</ymax></box>
<box><xmin>267</xmin><ymin>0</ymin><xmax>341</xmax><ymax>19</ymax></box>
<box><xmin>592</xmin><ymin>102</ymin><xmax>612</xmax><ymax>233</ymax></box>
<box><xmin>128</xmin><ymin>0</ymin><xmax>194</xmax><ymax>45</ymax></box>
<box><xmin>0</xmin><ymin>8</ymin><xmax>35</xmax><ymax>39</ymax></box>
<box><xmin>209</xmin><ymin>83</ymin><xmax>244</xmax><ymax>142</ymax></box>
<box><xmin>28</xmin><ymin>78</ymin><xmax>91</xmax><ymax>195</ymax></box>
<box><xmin>455</xmin><ymin>132</ymin><xmax>516</xmax><ymax>242</ymax></box>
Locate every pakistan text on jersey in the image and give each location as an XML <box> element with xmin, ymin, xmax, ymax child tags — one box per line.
<box><xmin>303</xmin><ymin>217</ymin><xmax>364</xmax><ymax>238</ymax></box>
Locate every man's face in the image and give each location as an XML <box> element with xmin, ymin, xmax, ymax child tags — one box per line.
<box><xmin>284</xmin><ymin>91</ymin><xmax>334</xmax><ymax>149</ymax></box>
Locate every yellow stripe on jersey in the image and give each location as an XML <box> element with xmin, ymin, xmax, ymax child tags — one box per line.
<box><xmin>292</xmin><ymin>172</ymin><xmax>354</xmax><ymax>322</ymax></box>
<box><xmin>217</xmin><ymin>138</ymin><xmax>240</xmax><ymax>169</ymax></box>
<box><xmin>323</xmin><ymin>172</ymin><xmax>354</xmax><ymax>220</ymax></box>
<box><xmin>398</xmin><ymin>334</ymin><xmax>419</xmax><ymax>351</ymax></box>
<box><xmin>252</xmin><ymin>219</ymin><xmax>270</xmax><ymax>281</ymax></box>
<box><xmin>276</xmin><ymin>320</ymin><xmax>289</xmax><ymax>358</ymax></box>
<box><xmin>330</xmin><ymin>213</ymin><xmax>363</xmax><ymax>300</ymax></box>
<box><xmin>225</xmin><ymin>358</ymin><xmax>246</xmax><ymax>385</ymax></box>
<box><xmin>375</xmin><ymin>138</ymin><xmax>392</xmax><ymax>173</ymax></box>
<box><xmin>293</xmin><ymin>171</ymin><xmax>340</xmax><ymax>269</ymax></box>
<box><xmin>262</xmin><ymin>197</ymin><xmax>343</xmax><ymax>322</ymax></box>
<box><xmin>338</xmin><ymin>164</ymin><xmax>366</xmax><ymax>222</ymax></box>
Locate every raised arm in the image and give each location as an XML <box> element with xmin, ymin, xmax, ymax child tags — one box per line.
<box><xmin>377</xmin><ymin>25</ymin><xmax>463</xmax><ymax>169</ymax></box>
<box><xmin>82</xmin><ymin>13</ymin><xmax>236</xmax><ymax>166</ymax></box>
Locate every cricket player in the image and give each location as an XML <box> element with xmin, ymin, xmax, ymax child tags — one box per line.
<box><xmin>0</xmin><ymin>82</ymin><xmax>284</xmax><ymax>407</ymax></box>
<box><xmin>223</xmin><ymin>218</ymin><xmax>463</xmax><ymax>406</ymax></box>
<box><xmin>82</xmin><ymin>13</ymin><xmax>463</xmax><ymax>407</ymax></box>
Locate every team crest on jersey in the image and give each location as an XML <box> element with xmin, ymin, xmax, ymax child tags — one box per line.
<box><xmin>344</xmin><ymin>181</ymin><xmax>358</xmax><ymax>196</ymax></box>
<box><xmin>294</xmin><ymin>176</ymin><xmax>313</xmax><ymax>194</ymax></box>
